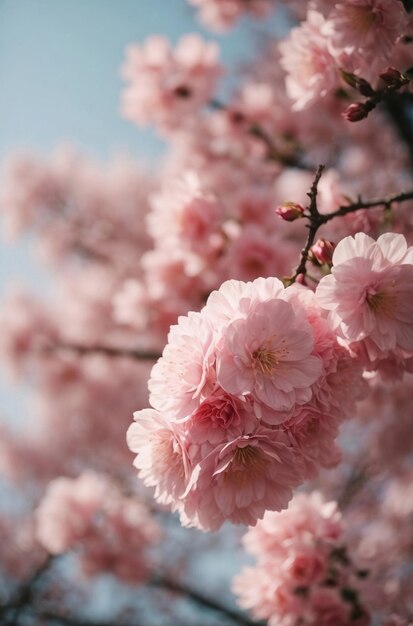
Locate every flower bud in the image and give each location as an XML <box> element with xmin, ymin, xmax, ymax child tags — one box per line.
<box><xmin>295</xmin><ymin>272</ymin><xmax>307</xmax><ymax>285</ymax></box>
<box><xmin>379</xmin><ymin>66</ymin><xmax>403</xmax><ymax>86</ymax></box>
<box><xmin>342</xmin><ymin>102</ymin><xmax>368</xmax><ymax>122</ymax></box>
<box><xmin>310</xmin><ymin>239</ymin><xmax>335</xmax><ymax>265</ymax></box>
<box><xmin>275</xmin><ymin>202</ymin><xmax>305</xmax><ymax>222</ymax></box>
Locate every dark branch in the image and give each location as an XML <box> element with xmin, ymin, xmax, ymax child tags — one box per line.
<box><xmin>43</xmin><ymin>342</ymin><xmax>162</xmax><ymax>362</ymax></box>
<box><xmin>289</xmin><ymin>165</ymin><xmax>325</xmax><ymax>283</ymax></box>
<box><xmin>209</xmin><ymin>99</ymin><xmax>309</xmax><ymax>170</ymax></box>
<box><xmin>37</xmin><ymin>610</ymin><xmax>139</xmax><ymax>626</ymax></box>
<box><xmin>289</xmin><ymin>168</ymin><xmax>413</xmax><ymax>282</ymax></box>
<box><xmin>149</xmin><ymin>576</ymin><xmax>263</xmax><ymax>626</ymax></box>
<box><xmin>385</xmin><ymin>92</ymin><xmax>413</xmax><ymax>169</ymax></box>
<box><xmin>0</xmin><ymin>556</ymin><xmax>53</xmax><ymax>625</ymax></box>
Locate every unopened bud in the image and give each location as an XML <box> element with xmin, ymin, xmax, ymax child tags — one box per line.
<box><xmin>343</xmin><ymin>102</ymin><xmax>368</xmax><ymax>122</ymax></box>
<box><xmin>275</xmin><ymin>202</ymin><xmax>305</xmax><ymax>222</ymax></box>
<box><xmin>295</xmin><ymin>273</ymin><xmax>307</xmax><ymax>285</ymax></box>
<box><xmin>379</xmin><ymin>66</ymin><xmax>403</xmax><ymax>86</ymax></box>
<box><xmin>310</xmin><ymin>238</ymin><xmax>335</xmax><ymax>265</ymax></box>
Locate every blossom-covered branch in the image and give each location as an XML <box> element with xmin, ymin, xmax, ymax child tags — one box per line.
<box><xmin>288</xmin><ymin>168</ymin><xmax>413</xmax><ymax>282</ymax></box>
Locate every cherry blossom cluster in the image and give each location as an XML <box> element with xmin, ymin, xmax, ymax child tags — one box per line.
<box><xmin>128</xmin><ymin>275</ymin><xmax>364</xmax><ymax>531</ymax></box>
<box><xmin>316</xmin><ymin>232</ymin><xmax>413</xmax><ymax>378</ymax></box>
<box><xmin>121</xmin><ymin>34</ymin><xmax>222</xmax><ymax>133</ymax></box>
<box><xmin>35</xmin><ymin>472</ymin><xmax>161</xmax><ymax>583</ymax></box>
<box><xmin>187</xmin><ymin>0</ymin><xmax>274</xmax><ymax>31</ymax></box>
<box><xmin>233</xmin><ymin>492</ymin><xmax>371</xmax><ymax>626</ymax></box>
<box><xmin>1</xmin><ymin>2</ymin><xmax>413</xmax><ymax>624</ymax></box>
<box><xmin>279</xmin><ymin>0</ymin><xmax>410</xmax><ymax>111</ymax></box>
<box><xmin>128</xmin><ymin>231</ymin><xmax>413</xmax><ymax>532</ymax></box>
<box><xmin>0</xmin><ymin>148</ymin><xmax>153</xmax><ymax>267</ymax></box>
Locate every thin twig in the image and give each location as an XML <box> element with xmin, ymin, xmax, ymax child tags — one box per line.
<box><xmin>289</xmin><ymin>167</ymin><xmax>413</xmax><ymax>282</ymax></box>
<box><xmin>290</xmin><ymin>165</ymin><xmax>325</xmax><ymax>282</ymax></box>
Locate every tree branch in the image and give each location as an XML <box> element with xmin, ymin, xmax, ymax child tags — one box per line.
<box><xmin>289</xmin><ymin>167</ymin><xmax>413</xmax><ymax>282</ymax></box>
<box><xmin>0</xmin><ymin>556</ymin><xmax>53</xmax><ymax>625</ymax></box>
<box><xmin>37</xmin><ymin>610</ymin><xmax>140</xmax><ymax>626</ymax></box>
<box><xmin>42</xmin><ymin>342</ymin><xmax>162</xmax><ymax>362</ymax></box>
<box><xmin>149</xmin><ymin>576</ymin><xmax>263</xmax><ymax>626</ymax></box>
<box><xmin>209</xmin><ymin>99</ymin><xmax>309</xmax><ymax>170</ymax></box>
<box><xmin>385</xmin><ymin>92</ymin><xmax>413</xmax><ymax>169</ymax></box>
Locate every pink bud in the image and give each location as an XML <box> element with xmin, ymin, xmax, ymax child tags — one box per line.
<box><xmin>343</xmin><ymin>103</ymin><xmax>368</xmax><ymax>122</ymax></box>
<box><xmin>379</xmin><ymin>66</ymin><xmax>403</xmax><ymax>85</ymax></box>
<box><xmin>275</xmin><ymin>202</ymin><xmax>305</xmax><ymax>222</ymax></box>
<box><xmin>295</xmin><ymin>273</ymin><xmax>307</xmax><ymax>285</ymax></box>
<box><xmin>310</xmin><ymin>239</ymin><xmax>335</xmax><ymax>265</ymax></box>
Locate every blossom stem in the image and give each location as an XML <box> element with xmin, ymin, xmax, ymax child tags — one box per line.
<box><xmin>290</xmin><ymin>166</ymin><xmax>413</xmax><ymax>282</ymax></box>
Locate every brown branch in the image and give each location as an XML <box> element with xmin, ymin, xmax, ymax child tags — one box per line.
<box><xmin>0</xmin><ymin>556</ymin><xmax>53</xmax><ymax>625</ymax></box>
<box><xmin>289</xmin><ymin>167</ymin><xmax>413</xmax><ymax>283</ymax></box>
<box><xmin>289</xmin><ymin>165</ymin><xmax>325</xmax><ymax>283</ymax></box>
<box><xmin>209</xmin><ymin>99</ymin><xmax>309</xmax><ymax>170</ymax></box>
<box><xmin>385</xmin><ymin>92</ymin><xmax>413</xmax><ymax>169</ymax></box>
<box><xmin>149</xmin><ymin>576</ymin><xmax>263</xmax><ymax>626</ymax></box>
<box><xmin>42</xmin><ymin>342</ymin><xmax>162</xmax><ymax>362</ymax></box>
<box><xmin>37</xmin><ymin>610</ymin><xmax>140</xmax><ymax>626</ymax></box>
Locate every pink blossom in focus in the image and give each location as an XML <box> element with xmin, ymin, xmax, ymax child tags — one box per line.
<box><xmin>148</xmin><ymin>311</ymin><xmax>216</xmax><ymax>420</ymax></box>
<box><xmin>182</xmin><ymin>425</ymin><xmax>302</xmax><ymax>531</ymax></box>
<box><xmin>316</xmin><ymin>232</ymin><xmax>413</xmax><ymax>364</ymax></box>
<box><xmin>216</xmin><ymin>297</ymin><xmax>322</xmax><ymax>415</ymax></box>
<box><xmin>186</xmin><ymin>390</ymin><xmax>256</xmax><ymax>445</ymax></box>
<box><xmin>127</xmin><ymin>409</ymin><xmax>191</xmax><ymax>506</ymax></box>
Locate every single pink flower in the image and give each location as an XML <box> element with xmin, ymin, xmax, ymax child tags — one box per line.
<box><xmin>327</xmin><ymin>0</ymin><xmax>408</xmax><ymax>65</ymax></box>
<box><xmin>127</xmin><ymin>409</ymin><xmax>191</xmax><ymax>506</ymax></box>
<box><xmin>316</xmin><ymin>232</ymin><xmax>413</xmax><ymax>360</ymax></box>
<box><xmin>216</xmin><ymin>297</ymin><xmax>322</xmax><ymax>415</ymax></box>
<box><xmin>148</xmin><ymin>311</ymin><xmax>216</xmax><ymax>420</ymax></box>
<box><xmin>186</xmin><ymin>390</ymin><xmax>256</xmax><ymax>445</ymax></box>
<box><xmin>182</xmin><ymin>426</ymin><xmax>302</xmax><ymax>531</ymax></box>
<box><xmin>279</xmin><ymin>10</ymin><xmax>340</xmax><ymax>110</ymax></box>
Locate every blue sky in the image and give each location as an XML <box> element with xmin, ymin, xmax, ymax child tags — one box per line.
<box><xmin>0</xmin><ymin>0</ymin><xmax>283</xmax><ymax>414</ymax></box>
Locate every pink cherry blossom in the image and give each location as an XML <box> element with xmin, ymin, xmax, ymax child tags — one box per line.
<box><xmin>279</xmin><ymin>10</ymin><xmax>340</xmax><ymax>110</ymax></box>
<box><xmin>148</xmin><ymin>311</ymin><xmax>217</xmax><ymax>420</ymax></box>
<box><xmin>187</xmin><ymin>0</ymin><xmax>273</xmax><ymax>32</ymax></box>
<box><xmin>121</xmin><ymin>34</ymin><xmax>221</xmax><ymax>133</ymax></box>
<box><xmin>182</xmin><ymin>425</ymin><xmax>302</xmax><ymax>531</ymax></box>
<box><xmin>216</xmin><ymin>297</ymin><xmax>322</xmax><ymax>415</ymax></box>
<box><xmin>35</xmin><ymin>472</ymin><xmax>161</xmax><ymax>583</ymax></box>
<box><xmin>234</xmin><ymin>492</ymin><xmax>371</xmax><ymax>625</ymax></box>
<box><xmin>316</xmin><ymin>233</ymin><xmax>413</xmax><ymax>363</ymax></box>
<box><xmin>127</xmin><ymin>409</ymin><xmax>191</xmax><ymax>506</ymax></box>
<box><xmin>327</xmin><ymin>0</ymin><xmax>408</xmax><ymax>68</ymax></box>
<box><xmin>185</xmin><ymin>390</ymin><xmax>256</xmax><ymax>445</ymax></box>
